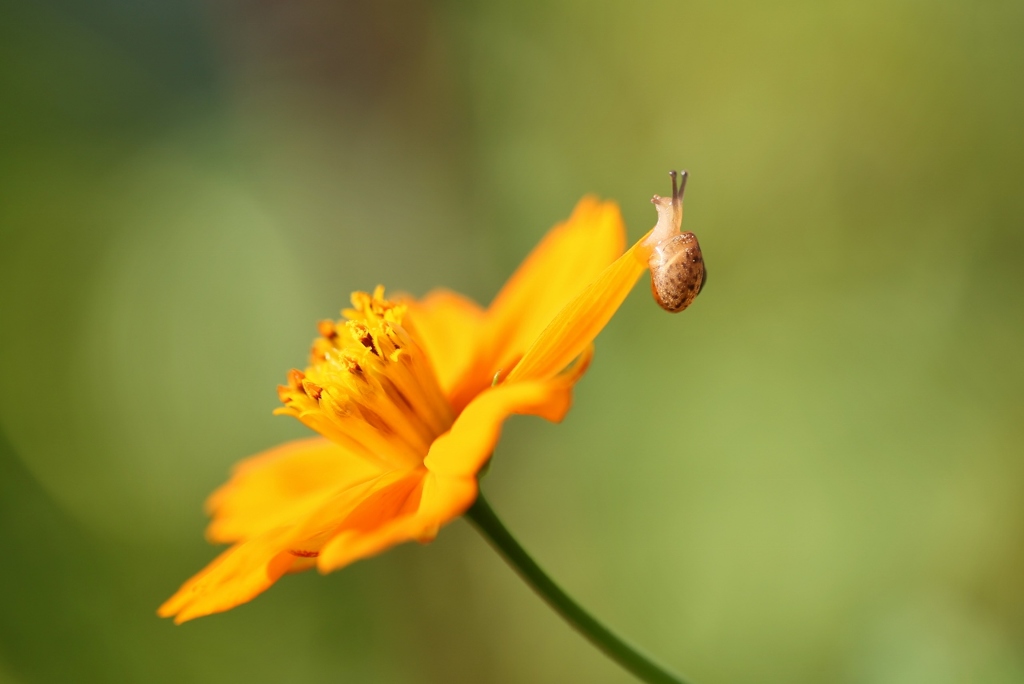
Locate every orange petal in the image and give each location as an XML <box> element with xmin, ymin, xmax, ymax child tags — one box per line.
<box><xmin>483</xmin><ymin>196</ymin><xmax>625</xmax><ymax>377</ymax></box>
<box><xmin>316</xmin><ymin>357</ymin><xmax>596</xmax><ymax>573</ymax></box>
<box><xmin>158</xmin><ymin>526</ymin><xmax>298</xmax><ymax>624</ymax></box>
<box><xmin>206</xmin><ymin>437</ymin><xmax>387</xmax><ymax>544</ymax></box>
<box><xmin>414</xmin><ymin>471</ymin><xmax>478</xmax><ymax>533</ymax></box>
<box><xmin>405</xmin><ymin>289</ymin><xmax>486</xmax><ymax>399</ymax></box>
<box><xmin>317</xmin><ymin>472</ymin><xmax>479</xmax><ymax>573</ymax></box>
<box><xmin>162</xmin><ymin>467</ymin><xmax>420</xmax><ymax>622</ymax></box>
<box><xmin>506</xmin><ymin>238</ymin><xmax>649</xmax><ymax>383</ymax></box>
<box><xmin>315</xmin><ymin>468</ymin><xmax>436</xmax><ymax>572</ymax></box>
<box><xmin>425</xmin><ymin>357</ymin><xmax>592</xmax><ymax>479</ymax></box>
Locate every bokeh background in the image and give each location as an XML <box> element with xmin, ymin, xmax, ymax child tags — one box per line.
<box><xmin>2</xmin><ymin>0</ymin><xmax>1022</xmax><ymax>682</ymax></box>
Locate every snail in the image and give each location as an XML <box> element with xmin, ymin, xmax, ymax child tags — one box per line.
<box><xmin>643</xmin><ymin>170</ymin><xmax>706</xmax><ymax>313</ymax></box>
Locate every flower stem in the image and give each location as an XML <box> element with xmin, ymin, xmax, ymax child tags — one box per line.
<box><xmin>465</xmin><ymin>493</ymin><xmax>692</xmax><ymax>684</ymax></box>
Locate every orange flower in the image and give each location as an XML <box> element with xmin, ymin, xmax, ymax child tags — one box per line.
<box><xmin>159</xmin><ymin>196</ymin><xmax>654</xmax><ymax>623</ymax></box>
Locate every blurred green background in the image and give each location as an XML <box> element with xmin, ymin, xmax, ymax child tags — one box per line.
<box><xmin>1</xmin><ymin>0</ymin><xmax>1022</xmax><ymax>682</ymax></box>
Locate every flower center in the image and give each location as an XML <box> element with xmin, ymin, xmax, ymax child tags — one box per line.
<box><xmin>276</xmin><ymin>287</ymin><xmax>454</xmax><ymax>471</ymax></box>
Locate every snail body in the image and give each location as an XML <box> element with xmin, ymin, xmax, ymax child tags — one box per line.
<box><xmin>643</xmin><ymin>170</ymin><xmax>706</xmax><ymax>313</ymax></box>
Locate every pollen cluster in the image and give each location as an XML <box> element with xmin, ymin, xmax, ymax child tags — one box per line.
<box><xmin>276</xmin><ymin>287</ymin><xmax>454</xmax><ymax>471</ymax></box>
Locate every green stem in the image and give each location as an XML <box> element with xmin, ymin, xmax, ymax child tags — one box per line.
<box><xmin>465</xmin><ymin>493</ymin><xmax>692</xmax><ymax>684</ymax></box>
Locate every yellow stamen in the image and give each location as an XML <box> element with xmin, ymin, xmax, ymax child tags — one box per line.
<box><xmin>276</xmin><ymin>287</ymin><xmax>454</xmax><ymax>471</ymax></box>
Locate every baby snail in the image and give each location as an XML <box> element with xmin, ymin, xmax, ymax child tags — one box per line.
<box><xmin>643</xmin><ymin>170</ymin><xmax>706</xmax><ymax>313</ymax></box>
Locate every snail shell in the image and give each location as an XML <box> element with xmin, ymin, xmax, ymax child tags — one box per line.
<box><xmin>644</xmin><ymin>170</ymin><xmax>706</xmax><ymax>313</ymax></box>
<box><xmin>649</xmin><ymin>231</ymin><xmax>705</xmax><ymax>313</ymax></box>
